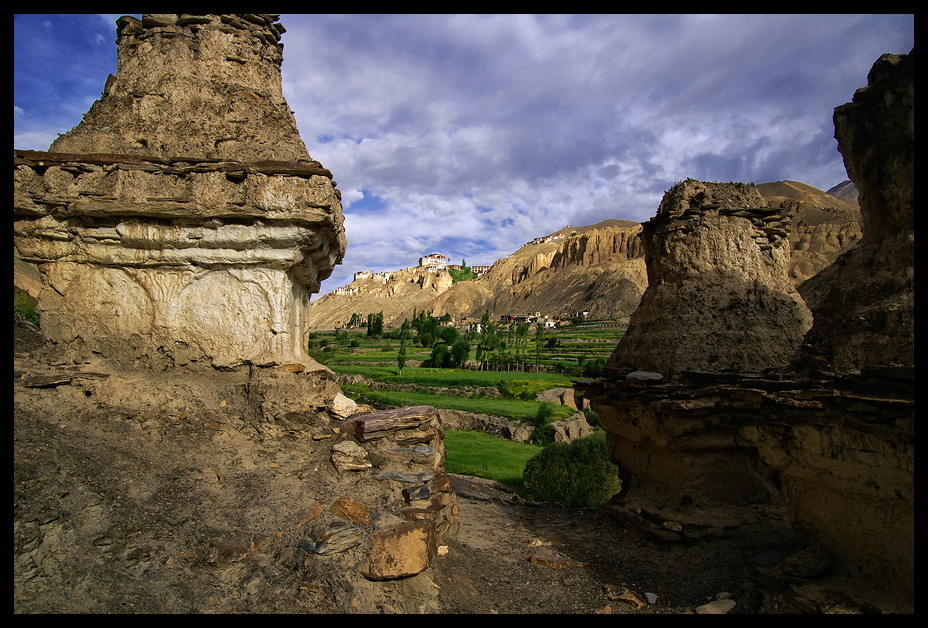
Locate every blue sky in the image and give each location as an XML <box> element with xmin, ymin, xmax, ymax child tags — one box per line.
<box><xmin>14</xmin><ymin>14</ymin><xmax>915</xmax><ymax>298</ymax></box>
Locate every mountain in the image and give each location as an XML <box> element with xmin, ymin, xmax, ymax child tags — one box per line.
<box><xmin>756</xmin><ymin>180</ymin><xmax>862</xmax><ymax>285</ymax></box>
<box><xmin>825</xmin><ymin>180</ymin><xmax>860</xmax><ymax>204</ymax></box>
<box><xmin>305</xmin><ymin>183</ymin><xmax>862</xmax><ymax>330</ymax></box>
<box><xmin>305</xmin><ymin>219</ymin><xmax>646</xmax><ymax>329</ymax></box>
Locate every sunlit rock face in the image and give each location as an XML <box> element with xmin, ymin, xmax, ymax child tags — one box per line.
<box><xmin>50</xmin><ymin>14</ymin><xmax>308</xmax><ymax>162</ymax></box>
<box><xmin>608</xmin><ymin>179</ymin><xmax>812</xmax><ymax>375</ymax></box>
<box><xmin>13</xmin><ymin>14</ymin><xmax>346</xmax><ymax>371</ymax></box>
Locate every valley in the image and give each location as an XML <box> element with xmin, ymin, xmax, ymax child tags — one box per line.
<box><xmin>306</xmin><ymin>181</ymin><xmax>861</xmax><ymax>332</ymax></box>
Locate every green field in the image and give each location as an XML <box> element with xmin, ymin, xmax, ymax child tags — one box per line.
<box><xmin>311</xmin><ymin>317</ymin><xmax>623</xmax><ymax>494</ymax></box>
<box><xmin>442</xmin><ymin>429</ymin><xmax>543</xmax><ymax>487</ymax></box>
<box><xmin>312</xmin><ymin>316</ymin><xmax>627</xmax><ymax>379</ymax></box>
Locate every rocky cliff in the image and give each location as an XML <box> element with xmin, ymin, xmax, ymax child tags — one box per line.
<box><xmin>800</xmin><ymin>51</ymin><xmax>915</xmax><ymax>371</ymax></box>
<box><xmin>306</xmin><ymin>219</ymin><xmax>648</xmax><ymax>329</ymax></box>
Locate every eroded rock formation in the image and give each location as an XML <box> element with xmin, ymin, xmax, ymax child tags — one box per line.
<box><xmin>14</xmin><ymin>16</ymin><xmax>459</xmax><ymax>614</ymax></box>
<box><xmin>579</xmin><ymin>50</ymin><xmax>914</xmax><ymax>608</ymax></box>
<box><xmin>800</xmin><ymin>51</ymin><xmax>915</xmax><ymax>372</ymax></box>
<box><xmin>13</xmin><ymin>14</ymin><xmax>346</xmax><ymax>373</ymax></box>
<box><xmin>609</xmin><ymin>180</ymin><xmax>812</xmax><ymax>375</ymax></box>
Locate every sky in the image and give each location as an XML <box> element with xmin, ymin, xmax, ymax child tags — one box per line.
<box><xmin>14</xmin><ymin>14</ymin><xmax>914</xmax><ymax>298</ymax></box>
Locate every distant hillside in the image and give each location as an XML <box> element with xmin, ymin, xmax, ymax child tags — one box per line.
<box><xmin>305</xmin><ymin>183</ymin><xmax>862</xmax><ymax>330</ymax></box>
<box><xmin>757</xmin><ymin>180</ymin><xmax>862</xmax><ymax>285</ymax></box>
<box><xmin>825</xmin><ymin>180</ymin><xmax>860</xmax><ymax>204</ymax></box>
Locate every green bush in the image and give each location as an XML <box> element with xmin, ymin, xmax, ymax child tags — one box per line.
<box><xmin>522</xmin><ymin>432</ymin><xmax>621</xmax><ymax>508</ymax></box>
<box><xmin>499</xmin><ymin>379</ymin><xmax>554</xmax><ymax>401</ymax></box>
<box><xmin>583</xmin><ymin>407</ymin><xmax>600</xmax><ymax>428</ymax></box>
<box><xmin>530</xmin><ymin>403</ymin><xmax>558</xmax><ymax>446</ymax></box>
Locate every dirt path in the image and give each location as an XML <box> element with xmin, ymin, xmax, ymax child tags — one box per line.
<box><xmin>434</xmin><ymin>475</ymin><xmax>780</xmax><ymax>614</ymax></box>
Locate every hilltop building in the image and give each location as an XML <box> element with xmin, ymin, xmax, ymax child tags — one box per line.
<box><xmin>418</xmin><ymin>253</ymin><xmax>447</xmax><ymax>270</ymax></box>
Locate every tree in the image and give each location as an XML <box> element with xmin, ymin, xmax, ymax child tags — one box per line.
<box><xmin>450</xmin><ymin>339</ymin><xmax>471</xmax><ymax>368</ymax></box>
<box><xmin>476</xmin><ymin>310</ymin><xmax>499</xmax><ymax>370</ymax></box>
<box><xmin>430</xmin><ymin>343</ymin><xmax>450</xmax><ymax>368</ymax></box>
<box><xmin>437</xmin><ymin>325</ymin><xmax>459</xmax><ymax>346</ymax></box>
<box><xmin>366</xmin><ymin>311</ymin><xmax>384</xmax><ymax>337</ymax></box>
<box><xmin>515</xmin><ymin>323</ymin><xmax>529</xmax><ymax>371</ymax></box>
<box><xmin>397</xmin><ymin>319</ymin><xmax>411</xmax><ymax>375</ymax></box>
<box><xmin>535</xmin><ymin>326</ymin><xmax>544</xmax><ymax>372</ymax></box>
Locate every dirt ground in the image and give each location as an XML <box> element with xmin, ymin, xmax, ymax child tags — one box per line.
<box><xmin>13</xmin><ymin>316</ymin><xmax>906</xmax><ymax>614</ymax></box>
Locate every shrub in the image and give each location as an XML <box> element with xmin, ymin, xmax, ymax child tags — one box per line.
<box><xmin>530</xmin><ymin>403</ymin><xmax>558</xmax><ymax>446</ymax></box>
<box><xmin>499</xmin><ymin>379</ymin><xmax>554</xmax><ymax>401</ymax></box>
<box><xmin>522</xmin><ymin>433</ymin><xmax>621</xmax><ymax>508</ymax></box>
<box><xmin>583</xmin><ymin>407</ymin><xmax>600</xmax><ymax>428</ymax></box>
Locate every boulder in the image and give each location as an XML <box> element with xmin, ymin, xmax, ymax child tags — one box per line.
<box><xmin>536</xmin><ymin>387</ymin><xmax>578</xmax><ymax>409</ymax></box>
<box><xmin>329</xmin><ymin>393</ymin><xmax>359</xmax><ymax>419</ymax></box>
<box><xmin>550</xmin><ymin>414</ymin><xmax>592</xmax><ymax>444</ymax></box>
<box><xmin>360</xmin><ymin>520</ymin><xmax>437</xmax><ymax>581</ymax></box>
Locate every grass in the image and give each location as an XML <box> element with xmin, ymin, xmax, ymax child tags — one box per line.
<box><xmin>342</xmin><ymin>385</ymin><xmax>576</xmax><ymax>423</ymax></box>
<box><xmin>331</xmin><ymin>365</ymin><xmax>574</xmax><ymax>388</ymax></box>
<box><xmin>443</xmin><ymin>429</ymin><xmax>543</xmax><ymax>487</ymax></box>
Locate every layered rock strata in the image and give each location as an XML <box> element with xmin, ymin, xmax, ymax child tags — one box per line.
<box><xmin>579</xmin><ymin>50</ymin><xmax>914</xmax><ymax>604</ymax></box>
<box><xmin>13</xmin><ymin>149</ymin><xmax>344</xmax><ymax>371</ymax></box>
<box><xmin>13</xmin><ymin>14</ymin><xmax>346</xmax><ymax>372</ymax></box>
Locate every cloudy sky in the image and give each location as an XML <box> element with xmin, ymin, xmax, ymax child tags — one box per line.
<box><xmin>14</xmin><ymin>14</ymin><xmax>914</xmax><ymax>297</ymax></box>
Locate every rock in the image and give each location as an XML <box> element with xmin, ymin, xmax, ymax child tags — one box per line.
<box><xmin>783</xmin><ymin>545</ymin><xmax>832</xmax><ymax>579</ymax></box>
<box><xmin>330</xmin><ymin>497</ymin><xmax>370</xmax><ymax>525</ymax></box>
<box><xmin>329</xmin><ymin>393</ymin><xmax>358</xmax><ymax>419</ymax></box>
<box><xmin>550</xmin><ymin>414</ymin><xmax>592</xmax><ymax>444</ymax></box>
<box><xmin>800</xmin><ymin>50</ymin><xmax>914</xmax><ymax>372</ymax></box>
<box><xmin>529</xmin><ymin>547</ymin><xmax>588</xmax><ymax>569</ymax></box>
<box><xmin>331</xmin><ymin>441</ymin><xmax>371</xmax><ymax>472</ymax></box>
<box><xmin>695</xmin><ymin>599</ymin><xmax>736</xmax><ymax>614</ymax></box>
<box><xmin>626</xmin><ymin>370</ymin><xmax>663</xmax><ymax>381</ymax></box>
<box><xmin>301</xmin><ymin>521</ymin><xmax>366</xmax><ymax>556</ymax></box>
<box><xmin>604</xmin><ymin>584</ymin><xmax>647</xmax><ymax>609</ymax></box>
<box><xmin>359</xmin><ymin>521</ymin><xmax>437</xmax><ymax>581</ymax></box>
<box><xmin>609</xmin><ymin>179</ymin><xmax>812</xmax><ymax>375</ymax></box>
<box><xmin>340</xmin><ymin>405</ymin><xmax>442</xmax><ymax>444</ymax></box>
<box><xmin>536</xmin><ymin>387</ymin><xmax>578</xmax><ymax>409</ymax></box>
